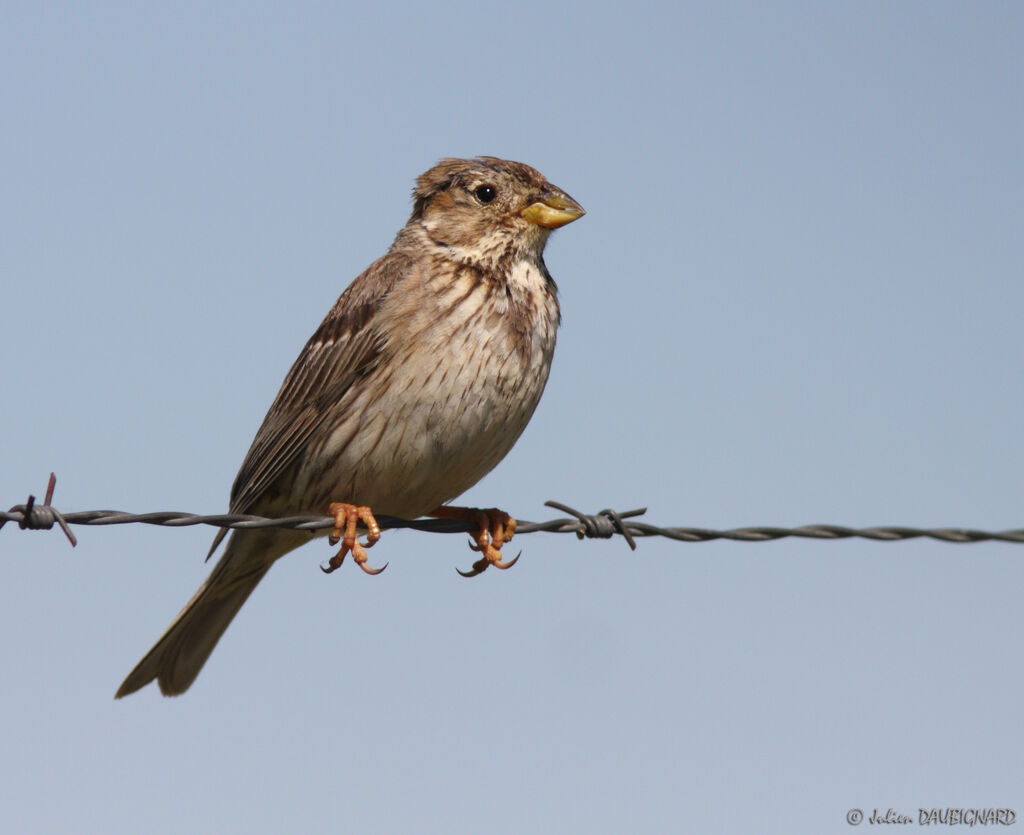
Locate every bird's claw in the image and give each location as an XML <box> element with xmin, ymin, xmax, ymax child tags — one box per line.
<box><xmin>434</xmin><ymin>507</ymin><xmax>517</xmax><ymax>578</ymax></box>
<box><xmin>322</xmin><ymin>502</ymin><xmax>385</xmax><ymax>576</ymax></box>
<box><xmin>456</xmin><ymin>549</ymin><xmax>520</xmax><ymax>578</ymax></box>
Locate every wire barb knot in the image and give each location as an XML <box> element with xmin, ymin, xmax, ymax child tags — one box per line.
<box><xmin>543</xmin><ymin>501</ymin><xmax>646</xmax><ymax>551</ymax></box>
<box><xmin>1</xmin><ymin>473</ymin><xmax>77</xmax><ymax>546</ymax></box>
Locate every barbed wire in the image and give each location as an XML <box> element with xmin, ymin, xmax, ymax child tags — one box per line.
<box><xmin>3</xmin><ymin>475</ymin><xmax>1024</xmax><ymax>551</ymax></box>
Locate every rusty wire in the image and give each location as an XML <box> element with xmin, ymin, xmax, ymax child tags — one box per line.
<box><xmin>3</xmin><ymin>474</ymin><xmax>1024</xmax><ymax>551</ymax></box>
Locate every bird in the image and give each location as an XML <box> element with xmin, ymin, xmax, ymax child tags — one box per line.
<box><xmin>115</xmin><ymin>156</ymin><xmax>585</xmax><ymax>698</ymax></box>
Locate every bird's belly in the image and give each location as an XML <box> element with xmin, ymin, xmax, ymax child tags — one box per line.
<box><xmin>298</xmin><ymin>300</ymin><xmax>556</xmax><ymax>518</ymax></box>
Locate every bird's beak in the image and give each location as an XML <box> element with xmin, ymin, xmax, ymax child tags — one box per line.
<box><xmin>520</xmin><ymin>189</ymin><xmax>586</xmax><ymax>229</ymax></box>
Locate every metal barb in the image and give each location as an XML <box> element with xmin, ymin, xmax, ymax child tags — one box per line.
<box><xmin>544</xmin><ymin>500</ymin><xmax>646</xmax><ymax>550</ymax></box>
<box><xmin>1</xmin><ymin>473</ymin><xmax>77</xmax><ymax>547</ymax></box>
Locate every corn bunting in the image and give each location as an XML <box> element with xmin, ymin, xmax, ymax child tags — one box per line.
<box><xmin>116</xmin><ymin>157</ymin><xmax>584</xmax><ymax>697</ymax></box>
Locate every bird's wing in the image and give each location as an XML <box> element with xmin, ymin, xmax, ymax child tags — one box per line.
<box><xmin>224</xmin><ymin>248</ymin><xmax>413</xmax><ymax>521</ymax></box>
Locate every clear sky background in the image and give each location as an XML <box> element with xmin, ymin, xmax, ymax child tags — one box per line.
<box><xmin>3</xmin><ymin>2</ymin><xmax>1023</xmax><ymax>833</ymax></box>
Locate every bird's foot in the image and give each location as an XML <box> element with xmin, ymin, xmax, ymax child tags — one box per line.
<box><xmin>322</xmin><ymin>503</ymin><xmax>386</xmax><ymax>575</ymax></box>
<box><xmin>430</xmin><ymin>506</ymin><xmax>519</xmax><ymax>577</ymax></box>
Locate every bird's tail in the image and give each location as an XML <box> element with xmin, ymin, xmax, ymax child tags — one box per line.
<box><xmin>115</xmin><ymin>530</ymin><xmax>290</xmax><ymax>698</ymax></box>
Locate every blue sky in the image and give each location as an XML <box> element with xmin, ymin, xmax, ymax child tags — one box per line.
<box><xmin>3</xmin><ymin>2</ymin><xmax>1023</xmax><ymax>832</ymax></box>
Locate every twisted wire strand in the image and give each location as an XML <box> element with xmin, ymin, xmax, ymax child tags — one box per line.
<box><xmin>3</xmin><ymin>474</ymin><xmax>1024</xmax><ymax>550</ymax></box>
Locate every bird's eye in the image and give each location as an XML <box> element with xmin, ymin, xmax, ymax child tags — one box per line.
<box><xmin>473</xmin><ymin>185</ymin><xmax>497</xmax><ymax>204</ymax></box>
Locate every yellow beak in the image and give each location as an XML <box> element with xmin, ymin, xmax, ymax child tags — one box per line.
<box><xmin>520</xmin><ymin>189</ymin><xmax>586</xmax><ymax>229</ymax></box>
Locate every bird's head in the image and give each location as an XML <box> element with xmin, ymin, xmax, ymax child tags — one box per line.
<box><xmin>409</xmin><ymin>156</ymin><xmax>584</xmax><ymax>266</ymax></box>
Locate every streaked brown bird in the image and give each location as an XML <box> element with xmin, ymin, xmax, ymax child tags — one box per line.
<box><xmin>116</xmin><ymin>156</ymin><xmax>584</xmax><ymax>697</ymax></box>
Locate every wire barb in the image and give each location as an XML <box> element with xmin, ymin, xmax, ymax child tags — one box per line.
<box><xmin>543</xmin><ymin>501</ymin><xmax>644</xmax><ymax>550</ymax></box>
<box><xmin>3</xmin><ymin>475</ymin><xmax>1024</xmax><ymax>550</ymax></box>
<box><xmin>1</xmin><ymin>473</ymin><xmax>77</xmax><ymax>547</ymax></box>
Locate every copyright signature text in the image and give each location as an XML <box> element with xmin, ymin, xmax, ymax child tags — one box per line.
<box><xmin>847</xmin><ymin>808</ymin><xmax>1016</xmax><ymax>826</ymax></box>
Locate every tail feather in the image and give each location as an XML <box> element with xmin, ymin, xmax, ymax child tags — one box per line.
<box><xmin>115</xmin><ymin>531</ymin><xmax>290</xmax><ymax>698</ymax></box>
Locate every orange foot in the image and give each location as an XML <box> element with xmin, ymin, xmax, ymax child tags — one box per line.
<box><xmin>430</xmin><ymin>506</ymin><xmax>519</xmax><ymax>578</ymax></box>
<box><xmin>322</xmin><ymin>503</ymin><xmax>386</xmax><ymax>575</ymax></box>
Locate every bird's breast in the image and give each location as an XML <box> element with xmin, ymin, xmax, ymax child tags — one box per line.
<box><xmin>301</xmin><ymin>257</ymin><xmax>559</xmax><ymax>518</ymax></box>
